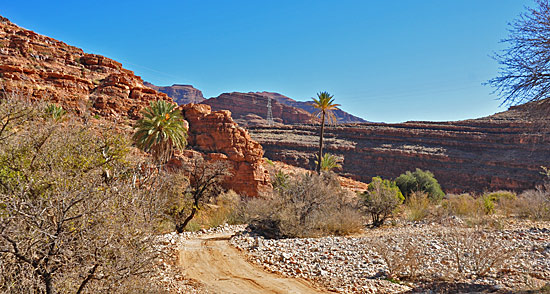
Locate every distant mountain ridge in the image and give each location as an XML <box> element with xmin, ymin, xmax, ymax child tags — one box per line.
<box><xmin>147</xmin><ymin>83</ymin><xmax>367</xmax><ymax>124</ymax></box>
<box><xmin>253</xmin><ymin>91</ymin><xmax>367</xmax><ymax>123</ymax></box>
<box><xmin>144</xmin><ymin>82</ymin><xmax>205</xmax><ymax>105</ymax></box>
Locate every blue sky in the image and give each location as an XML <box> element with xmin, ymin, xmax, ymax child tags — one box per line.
<box><xmin>2</xmin><ymin>0</ymin><xmax>534</xmax><ymax>122</ymax></box>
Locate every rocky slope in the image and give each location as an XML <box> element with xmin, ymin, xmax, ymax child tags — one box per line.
<box><xmin>204</xmin><ymin>92</ymin><xmax>317</xmax><ymax>125</ymax></box>
<box><xmin>0</xmin><ymin>16</ymin><xmax>269</xmax><ymax>196</ymax></box>
<box><xmin>248</xmin><ymin>103</ymin><xmax>550</xmax><ymax>193</ymax></box>
<box><xmin>255</xmin><ymin>91</ymin><xmax>367</xmax><ymax>123</ymax></box>
<box><xmin>144</xmin><ymin>82</ymin><xmax>205</xmax><ymax>105</ymax></box>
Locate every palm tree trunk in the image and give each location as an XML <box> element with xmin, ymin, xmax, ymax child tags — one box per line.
<box><xmin>316</xmin><ymin>111</ymin><xmax>325</xmax><ymax>173</ymax></box>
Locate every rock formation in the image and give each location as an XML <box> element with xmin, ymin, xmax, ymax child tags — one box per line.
<box><xmin>254</xmin><ymin>91</ymin><xmax>367</xmax><ymax>123</ymax></box>
<box><xmin>0</xmin><ymin>16</ymin><xmax>172</xmax><ymax>119</ymax></box>
<box><xmin>248</xmin><ymin>105</ymin><xmax>550</xmax><ymax>193</ymax></box>
<box><xmin>144</xmin><ymin>82</ymin><xmax>205</xmax><ymax>105</ymax></box>
<box><xmin>180</xmin><ymin>104</ymin><xmax>271</xmax><ymax>196</ymax></box>
<box><xmin>204</xmin><ymin>92</ymin><xmax>317</xmax><ymax>125</ymax></box>
<box><xmin>0</xmin><ymin>16</ymin><xmax>269</xmax><ymax>196</ymax></box>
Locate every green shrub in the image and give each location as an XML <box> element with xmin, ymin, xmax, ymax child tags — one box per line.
<box><xmin>44</xmin><ymin>103</ymin><xmax>66</xmax><ymax>121</ymax></box>
<box><xmin>360</xmin><ymin>177</ymin><xmax>404</xmax><ymax>227</ymax></box>
<box><xmin>395</xmin><ymin>168</ymin><xmax>444</xmax><ymax>201</ymax></box>
<box><xmin>481</xmin><ymin>191</ymin><xmax>516</xmax><ymax>215</ymax></box>
<box><xmin>246</xmin><ymin>172</ymin><xmax>363</xmax><ymax>238</ymax></box>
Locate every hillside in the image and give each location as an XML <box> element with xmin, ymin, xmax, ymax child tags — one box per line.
<box><xmin>248</xmin><ymin>104</ymin><xmax>550</xmax><ymax>193</ymax></box>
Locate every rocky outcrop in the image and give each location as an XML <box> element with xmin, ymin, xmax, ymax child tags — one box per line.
<box><xmin>255</xmin><ymin>91</ymin><xmax>367</xmax><ymax>123</ymax></box>
<box><xmin>144</xmin><ymin>82</ymin><xmax>205</xmax><ymax>105</ymax></box>
<box><xmin>204</xmin><ymin>92</ymin><xmax>317</xmax><ymax>125</ymax></box>
<box><xmin>180</xmin><ymin>104</ymin><xmax>271</xmax><ymax>196</ymax></box>
<box><xmin>248</xmin><ymin>105</ymin><xmax>550</xmax><ymax>193</ymax></box>
<box><xmin>0</xmin><ymin>17</ymin><xmax>171</xmax><ymax>118</ymax></box>
<box><xmin>0</xmin><ymin>16</ymin><xmax>269</xmax><ymax>197</ymax></box>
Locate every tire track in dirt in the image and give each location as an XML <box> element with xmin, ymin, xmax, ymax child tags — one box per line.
<box><xmin>178</xmin><ymin>233</ymin><xmax>331</xmax><ymax>294</ymax></box>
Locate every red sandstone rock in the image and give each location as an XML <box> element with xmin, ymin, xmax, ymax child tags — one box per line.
<box><xmin>248</xmin><ymin>108</ymin><xmax>550</xmax><ymax>193</ymax></box>
<box><xmin>181</xmin><ymin>103</ymin><xmax>271</xmax><ymax>196</ymax></box>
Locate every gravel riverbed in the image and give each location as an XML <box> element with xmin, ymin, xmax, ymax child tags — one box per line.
<box><xmin>231</xmin><ymin>220</ymin><xmax>550</xmax><ymax>293</ymax></box>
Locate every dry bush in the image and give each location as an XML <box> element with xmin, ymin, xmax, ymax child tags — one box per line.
<box><xmin>0</xmin><ymin>97</ymin><xmax>167</xmax><ymax>293</ymax></box>
<box><xmin>515</xmin><ymin>184</ymin><xmax>550</xmax><ymax>220</ymax></box>
<box><xmin>246</xmin><ymin>172</ymin><xmax>363</xmax><ymax>238</ymax></box>
<box><xmin>183</xmin><ymin>190</ymin><xmax>244</xmax><ymax>231</ymax></box>
<box><xmin>441</xmin><ymin>194</ymin><xmax>484</xmax><ymax>218</ymax></box>
<box><xmin>371</xmin><ymin>238</ymin><xmax>424</xmax><ymax>281</ymax></box>
<box><xmin>403</xmin><ymin>191</ymin><xmax>432</xmax><ymax>221</ymax></box>
<box><xmin>444</xmin><ymin>228</ymin><xmax>516</xmax><ymax>278</ymax></box>
<box><xmin>165</xmin><ymin>155</ymin><xmax>232</xmax><ymax>233</ymax></box>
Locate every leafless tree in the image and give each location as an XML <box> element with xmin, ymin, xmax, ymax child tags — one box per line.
<box><xmin>169</xmin><ymin>156</ymin><xmax>232</xmax><ymax>233</ymax></box>
<box><xmin>488</xmin><ymin>0</ymin><xmax>550</xmax><ymax>107</ymax></box>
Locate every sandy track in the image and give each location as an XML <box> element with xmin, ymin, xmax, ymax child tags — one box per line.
<box><xmin>178</xmin><ymin>233</ymin><xmax>330</xmax><ymax>294</ymax></box>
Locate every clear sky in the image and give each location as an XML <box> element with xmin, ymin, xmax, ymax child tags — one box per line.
<box><xmin>2</xmin><ymin>0</ymin><xmax>534</xmax><ymax>123</ymax></box>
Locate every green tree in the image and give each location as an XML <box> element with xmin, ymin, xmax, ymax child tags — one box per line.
<box><xmin>133</xmin><ymin>100</ymin><xmax>187</xmax><ymax>164</ymax></box>
<box><xmin>395</xmin><ymin>168</ymin><xmax>445</xmax><ymax>201</ymax></box>
<box><xmin>360</xmin><ymin>177</ymin><xmax>404</xmax><ymax>227</ymax></box>
<box><xmin>311</xmin><ymin>91</ymin><xmax>340</xmax><ymax>173</ymax></box>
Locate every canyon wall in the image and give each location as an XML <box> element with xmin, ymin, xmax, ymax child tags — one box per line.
<box><xmin>248</xmin><ymin>107</ymin><xmax>550</xmax><ymax>193</ymax></box>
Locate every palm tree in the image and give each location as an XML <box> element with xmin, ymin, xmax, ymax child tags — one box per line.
<box><xmin>133</xmin><ymin>100</ymin><xmax>187</xmax><ymax>164</ymax></box>
<box><xmin>311</xmin><ymin>91</ymin><xmax>340</xmax><ymax>173</ymax></box>
<box><xmin>315</xmin><ymin>153</ymin><xmax>342</xmax><ymax>172</ymax></box>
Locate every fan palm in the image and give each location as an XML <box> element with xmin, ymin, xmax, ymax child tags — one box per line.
<box><xmin>311</xmin><ymin>91</ymin><xmax>340</xmax><ymax>173</ymax></box>
<box><xmin>133</xmin><ymin>100</ymin><xmax>187</xmax><ymax>164</ymax></box>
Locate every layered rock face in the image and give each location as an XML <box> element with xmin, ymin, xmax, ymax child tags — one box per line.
<box><xmin>248</xmin><ymin>106</ymin><xmax>550</xmax><ymax>193</ymax></box>
<box><xmin>0</xmin><ymin>16</ymin><xmax>171</xmax><ymax>118</ymax></box>
<box><xmin>0</xmin><ymin>16</ymin><xmax>269</xmax><ymax>196</ymax></box>
<box><xmin>204</xmin><ymin>92</ymin><xmax>317</xmax><ymax>125</ymax></box>
<box><xmin>144</xmin><ymin>82</ymin><xmax>205</xmax><ymax>105</ymax></box>
<box><xmin>180</xmin><ymin>104</ymin><xmax>271</xmax><ymax>196</ymax></box>
<box><xmin>255</xmin><ymin>91</ymin><xmax>367</xmax><ymax>123</ymax></box>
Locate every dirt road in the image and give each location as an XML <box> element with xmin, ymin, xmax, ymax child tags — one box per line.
<box><xmin>178</xmin><ymin>233</ymin><xmax>331</xmax><ymax>294</ymax></box>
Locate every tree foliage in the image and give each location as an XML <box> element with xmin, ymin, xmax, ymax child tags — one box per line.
<box><xmin>395</xmin><ymin>168</ymin><xmax>445</xmax><ymax>201</ymax></box>
<box><xmin>311</xmin><ymin>92</ymin><xmax>340</xmax><ymax>173</ymax></box>
<box><xmin>488</xmin><ymin>0</ymin><xmax>550</xmax><ymax>106</ymax></box>
<box><xmin>360</xmin><ymin>177</ymin><xmax>404</xmax><ymax>227</ymax></box>
<box><xmin>133</xmin><ymin>100</ymin><xmax>187</xmax><ymax>164</ymax></box>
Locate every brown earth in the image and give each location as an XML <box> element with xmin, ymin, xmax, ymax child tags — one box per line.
<box><xmin>248</xmin><ymin>102</ymin><xmax>550</xmax><ymax>193</ymax></box>
<box><xmin>178</xmin><ymin>232</ymin><xmax>331</xmax><ymax>294</ymax></box>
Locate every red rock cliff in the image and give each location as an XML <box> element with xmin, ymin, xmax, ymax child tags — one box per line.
<box><xmin>180</xmin><ymin>104</ymin><xmax>271</xmax><ymax>196</ymax></box>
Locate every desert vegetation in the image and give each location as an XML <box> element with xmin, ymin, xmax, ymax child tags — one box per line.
<box><xmin>0</xmin><ymin>94</ymin><xmax>169</xmax><ymax>293</ymax></box>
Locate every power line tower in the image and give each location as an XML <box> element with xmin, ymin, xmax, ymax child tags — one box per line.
<box><xmin>266</xmin><ymin>96</ymin><xmax>274</xmax><ymax>125</ymax></box>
